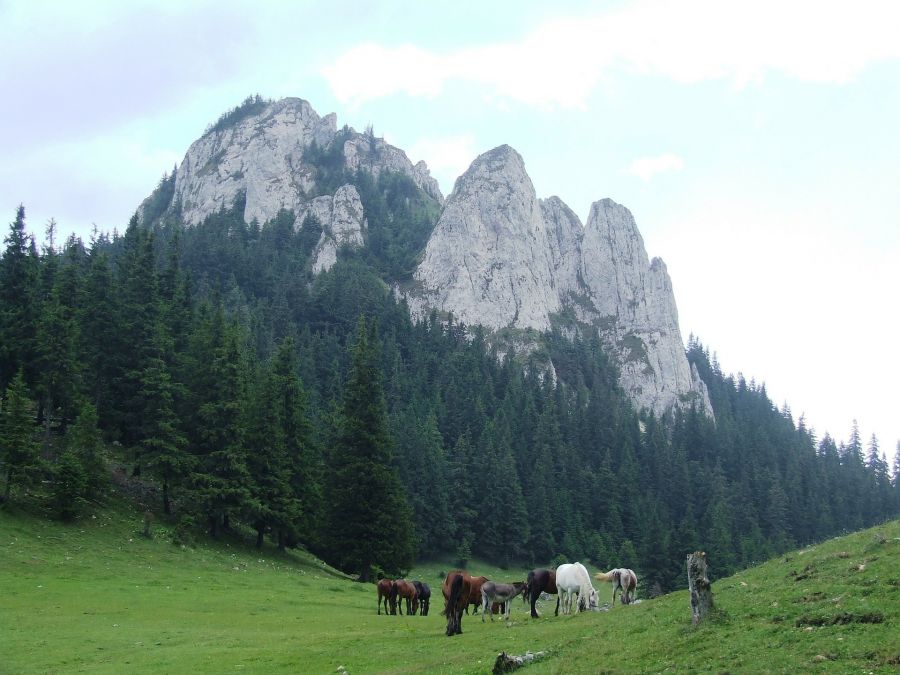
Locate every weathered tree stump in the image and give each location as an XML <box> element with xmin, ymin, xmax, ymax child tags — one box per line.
<box><xmin>687</xmin><ymin>551</ymin><xmax>713</xmax><ymax>626</ymax></box>
<box><xmin>687</xmin><ymin>551</ymin><xmax>713</xmax><ymax>625</ymax></box>
<box><xmin>492</xmin><ymin>651</ymin><xmax>547</xmax><ymax>674</ymax></box>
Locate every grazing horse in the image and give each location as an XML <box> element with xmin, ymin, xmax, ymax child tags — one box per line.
<box><xmin>594</xmin><ymin>568</ymin><xmax>638</xmax><ymax>606</ymax></box>
<box><xmin>392</xmin><ymin>579</ymin><xmax>419</xmax><ymax>615</ymax></box>
<box><xmin>413</xmin><ymin>581</ymin><xmax>431</xmax><ymax>616</ymax></box>
<box><xmin>442</xmin><ymin>570</ymin><xmax>472</xmax><ymax>636</ymax></box>
<box><xmin>524</xmin><ymin>568</ymin><xmax>558</xmax><ymax>618</ymax></box>
<box><xmin>376</xmin><ymin>578</ymin><xmax>394</xmax><ymax>615</ymax></box>
<box><xmin>556</xmin><ymin>563</ymin><xmax>598</xmax><ymax>614</ymax></box>
<box><xmin>481</xmin><ymin>581</ymin><xmax>526</xmax><ymax>621</ymax></box>
<box><xmin>465</xmin><ymin>576</ymin><xmax>490</xmax><ymax>614</ymax></box>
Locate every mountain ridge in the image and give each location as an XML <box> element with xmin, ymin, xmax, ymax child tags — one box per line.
<box><xmin>140</xmin><ymin>96</ymin><xmax>711</xmax><ymax>418</ymax></box>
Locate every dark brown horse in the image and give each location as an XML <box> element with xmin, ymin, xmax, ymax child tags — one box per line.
<box><xmin>412</xmin><ymin>580</ymin><xmax>431</xmax><ymax>616</ymax></box>
<box><xmin>442</xmin><ymin>570</ymin><xmax>472</xmax><ymax>636</ymax></box>
<box><xmin>524</xmin><ymin>568</ymin><xmax>558</xmax><ymax>618</ymax></box>
<box><xmin>392</xmin><ymin>579</ymin><xmax>419</xmax><ymax>615</ymax></box>
<box><xmin>377</xmin><ymin>578</ymin><xmax>394</xmax><ymax>615</ymax></box>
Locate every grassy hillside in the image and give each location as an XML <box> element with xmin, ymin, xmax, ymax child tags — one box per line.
<box><xmin>1</xmin><ymin>502</ymin><xmax>897</xmax><ymax>673</ymax></box>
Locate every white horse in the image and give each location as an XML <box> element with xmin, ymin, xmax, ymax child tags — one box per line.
<box><xmin>555</xmin><ymin>563</ymin><xmax>598</xmax><ymax>614</ymax></box>
<box><xmin>594</xmin><ymin>568</ymin><xmax>638</xmax><ymax>606</ymax></box>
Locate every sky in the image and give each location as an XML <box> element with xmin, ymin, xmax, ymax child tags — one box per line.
<box><xmin>1</xmin><ymin>0</ymin><xmax>897</xmax><ymax>452</ymax></box>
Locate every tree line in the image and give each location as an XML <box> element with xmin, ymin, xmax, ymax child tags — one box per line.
<box><xmin>2</xmin><ymin>171</ymin><xmax>899</xmax><ymax>591</ymax></box>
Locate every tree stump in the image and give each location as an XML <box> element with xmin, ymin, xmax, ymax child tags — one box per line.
<box><xmin>687</xmin><ymin>551</ymin><xmax>713</xmax><ymax>625</ymax></box>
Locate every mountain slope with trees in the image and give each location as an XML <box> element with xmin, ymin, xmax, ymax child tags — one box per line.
<box><xmin>2</xmin><ymin>143</ymin><xmax>898</xmax><ymax>587</ymax></box>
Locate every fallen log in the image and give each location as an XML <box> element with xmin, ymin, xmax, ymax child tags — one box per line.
<box><xmin>492</xmin><ymin>650</ymin><xmax>548</xmax><ymax>674</ymax></box>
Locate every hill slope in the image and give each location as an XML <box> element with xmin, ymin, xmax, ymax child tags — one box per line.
<box><xmin>2</xmin><ymin>504</ymin><xmax>897</xmax><ymax>673</ymax></box>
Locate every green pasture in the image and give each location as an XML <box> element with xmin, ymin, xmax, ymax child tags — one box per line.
<box><xmin>2</xmin><ymin>504</ymin><xmax>898</xmax><ymax>673</ymax></box>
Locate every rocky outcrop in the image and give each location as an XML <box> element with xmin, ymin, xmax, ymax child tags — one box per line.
<box><xmin>156</xmin><ymin>97</ymin><xmax>441</xmax><ymax>227</ymax></box>
<box><xmin>343</xmin><ymin>135</ymin><xmax>443</xmax><ymax>204</ymax></box>
<box><xmin>412</xmin><ymin>146</ymin><xmax>559</xmax><ymax>330</ymax></box>
<box><xmin>298</xmin><ymin>184</ymin><xmax>366</xmax><ymax>274</ymax></box>
<box><xmin>410</xmin><ymin>146</ymin><xmax>712</xmax><ymax>418</ymax></box>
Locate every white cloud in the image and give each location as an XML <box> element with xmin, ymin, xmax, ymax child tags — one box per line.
<box><xmin>322</xmin><ymin>0</ymin><xmax>900</xmax><ymax>107</ymax></box>
<box><xmin>407</xmin><ymin>134</ymin><xmax>478</xmax><ymax>193</ymax></box>
<box><xmin>626</xmin><ymin>154</ymin><xmax>684</xmax><ymax>181</ymax></box>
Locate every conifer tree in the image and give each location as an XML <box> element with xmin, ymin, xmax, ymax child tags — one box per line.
<box><xmin>0</xmin><ymin>207</ymin><xmax>40</xmax><ymax>390</ymax></box>
<box><xmin>325</xmin><ymin>317</ymin><xmax>414</xmax><ymax>581</ymax></box>
<box><xmin>193</xmin><ymin>324</ymin><xmax>255</xmax><ymax>536</ymax></box>
<box><xmin>0</xmin><ymin>371</ymin><xmax>40</xmax><ymax>504</ymax></box>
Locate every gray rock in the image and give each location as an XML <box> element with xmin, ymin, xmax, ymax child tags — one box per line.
<box><xmin>409</xmin><ymin>145</ymin><xmax>713</xmax><ymax>418</ymax></box>
<box><xmin>160</xmin><ymin>98</ymin><xmax>441</xmax><ymax>227</ymax></box>
<box><xmin>298</xmin><ymin>184</ymin><xmax>366</xmax><ymax>274</ymax></box>
<box><xmin>412</xmin><ymin>145</ymin><xmax>560</xmax><ymax>331</ymax></box>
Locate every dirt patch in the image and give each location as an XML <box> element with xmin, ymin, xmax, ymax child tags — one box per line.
<box><xmin>794</xmin><ymin>592</ymin><xmax>825</xmax><ymax>604</ymax></box>
<box><xmin>795</xmin><ymin>612</ymin><xmax>885</xmax><ymax>627</ymax></box>
<box><xmin>788</xmin><ymin>564</ymin><xmax>817</xmax><ymax>582</ymax></box>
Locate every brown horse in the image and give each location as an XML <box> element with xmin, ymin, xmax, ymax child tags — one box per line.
<box><xmin>392</xmin><ymin>579</ymin><xmax>419</xmax><ymax>615</ymax></box>
<box><xmin>377</xmin><ymin>578</ymin><xmax>394</xmax><ymax>615</ymax></box>
<box><xmin>524</xmin><ymin>568</ymin><xmax>558</xmax><ymax>618</ymax></box>
<box><xmin>442</xmin><ymin>570</ymin><xmax>472</xmax><ymax>636</ymax></box>
<box><xmin>466</xmin><ymin>576</ymin><xmax>490</xmax><ymax>614</ymax></box>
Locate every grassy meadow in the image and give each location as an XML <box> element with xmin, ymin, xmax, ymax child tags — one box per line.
<box><xmin>1</xmin><ymin>502</ymin><xmax>898</xmax><ymax>674</ymax></box>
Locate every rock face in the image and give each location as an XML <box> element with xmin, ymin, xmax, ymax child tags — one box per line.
<box><xmin>171</xmin><ymin>98</ymin><xmax>335</xmax><ymax>226</ymax></box>
<box><xmin>142</xmin><ymin>96</ymin><xmax>708</xmax><ymax>417</ymax></box>
<box><xmin>412</xmin><ymin>146</ymin><xmax>712</xmax><ymax>418</ymax></box>
<box><xmin>412</xmin><ymin>146</ymin><xmax>559</xmax><ymax>330</ymax></box>
<box><xmin>151</xmin><ymin>97</ymin><xmax>442</xmax><ymax>273</ymax></box>
<box><xmin>297</xmin><ymin>184</ymin><xmax>366</xmax><ymax>274</ymax></box>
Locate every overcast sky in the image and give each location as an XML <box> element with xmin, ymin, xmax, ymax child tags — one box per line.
<box><xmin>2</xmin><ymin>0</ymin><xmax>897</xmax><ymax>452</ymax></box>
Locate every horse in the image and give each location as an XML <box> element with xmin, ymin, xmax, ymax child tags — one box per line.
<box><xmin>556</xmin><ymin>562</ymin><xmax>598</xmax><ymax>614</ymax></box>
<box><xmin>523</xmin><ymin>568</ymin><xmax>558</xmax><ymax>618</ymax></box>
<box><xmin>442</xmin><ymin>570</ymin><xmax>472</xmax><ymax>636</ymax></box>
<box><xmin>594</xmin><ymin>568</ymin><xmax>638</xmax><ymax>606</ymax></box>
<box><xmin>481</xmin><ymin>581</ymin><xmax>526</xmax><ymax>622</ymax></box>
<box><xmin>465</xmin><ymin>576</ymin><xmax>490</xmax><ymax>614</ymax></box>
<box><xmin>392</xmin><ymin>579</ymin><xmax>419</xmax><ymax>615</ymax></box>
<box><xmin>413</xmin><ymin>581</ymin><xmax>431</xmax><ymax>616</ymax></box>
<box><xmin>376</xmin><ymin>578</ymin><xmax>394</xmax><ymax>615</ymax></box>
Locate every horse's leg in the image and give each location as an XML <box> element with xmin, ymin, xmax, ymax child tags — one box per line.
<box><xmin>555</xmin><ymin>593</ymin><xmax>560</xmax><ymax>616</ymax></box>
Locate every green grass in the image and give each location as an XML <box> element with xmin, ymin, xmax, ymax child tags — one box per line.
<box><xmin>2</xmin><ymin>502</ymin><xmax>898</xmax><ymax>674</ymax></box>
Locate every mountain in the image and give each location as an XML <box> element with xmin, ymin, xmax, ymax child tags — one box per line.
<box><xmin>409</xmin><ymin>145</ymin><xmax>711</xmax><ymax>417</ymax></box>
<box><xmin>142</xmin><ymin>97</ymin><xmax>710</xmax><ymax>418</ymax></box>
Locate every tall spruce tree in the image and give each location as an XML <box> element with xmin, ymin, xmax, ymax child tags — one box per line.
<box><xmin>0</xmin><ymin>207</ymin><xmax>40</xmax><ymax>391</ymax></box>
<box><xmin>0</xmin><ymin>371</ymin><xmax>40</xmax><ymax>504</ymax></box>
<box><xmin>326</xmin><ymin>317</ymin><xmax>414</xmax><ymax>581</ymax></box>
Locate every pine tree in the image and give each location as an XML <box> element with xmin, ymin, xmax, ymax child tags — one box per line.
<box><xmin>0</xmin><ymin>371</ymin><xmax>40</xmax><ymax>504</ymax></box>
<box><xmin>325</xmin><ymin>317</ymin><xmax>414</xmax><ymax>581</ymax></box>
<box><xmin>0</xmin><ymin>207</ymin><xmax>40</xmax><ymax>390</ymax></box>
<box><xmin>193</xmin><ymin>324</ymin><xmax>254</xmax><ymax>536</ymax></box>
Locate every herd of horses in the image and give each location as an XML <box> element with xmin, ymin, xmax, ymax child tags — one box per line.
<box><xmin>377</xmin><ymin>564</ymin><xmax>638</xmax><ymax>637</ymax></box>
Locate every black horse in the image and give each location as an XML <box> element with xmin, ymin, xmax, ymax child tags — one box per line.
<box><xmin>413</xmin><ymin>580</ymin><xmax>431</xmax><ymax>616</ymax></box>
<box><xmin>524</xmin><ymin>568</ymin><xmax>558</xmax><ymax>618</ymax></box>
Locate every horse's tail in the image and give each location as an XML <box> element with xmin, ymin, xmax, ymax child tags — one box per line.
<box><xmin>525</xmin><ymin>570</ymin><xmax>535</xmax><ymax>604</ymax></box>
<box><xmin>448</xmin><ymin>573</ymin><xmax>464</xmax><ymax>614</ymax></box>
<box><xmin>594</xmin><ymin>571</ymin><xmax>614</xmax><ymax>583</ymax></box>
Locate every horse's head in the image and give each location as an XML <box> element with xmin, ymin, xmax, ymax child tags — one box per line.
<box><xmin>587</xmin><ymin>588</ymin><xmax>599</xmax><ymax>611</ymax></box>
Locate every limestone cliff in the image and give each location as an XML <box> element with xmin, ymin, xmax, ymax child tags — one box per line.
<box><xmin>410</xmin><ymin>146</ymin><xmax>712</xmax><ymax>418</ymax></box>
<box><xmin>140</xmin><ymin>97</ymin><xmax>708</xmax><ymax>417</ymax></box>
<box><xmin>144</xmin><ymin>97</ymin><xmax>442</xmax><ymax>273</ymax></box>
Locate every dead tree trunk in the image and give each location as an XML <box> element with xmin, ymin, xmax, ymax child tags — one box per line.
<box><xmin>687</xmin><ymin>552</ymin><xmax>713</xmax><ymax>625</ymax></box>
<box><xmin>492</xmin><ymin>651</ymin><xmax>547</xmax><ymax>674</ymax></box>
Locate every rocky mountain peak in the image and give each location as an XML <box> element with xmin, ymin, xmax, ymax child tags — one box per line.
<box><xmin>147</xmin><ymin>97</ymin><xmax>441</xmax><ymax>251</ymax></box>
<box><xmin>412</xmin><ymin>145</ymin><xmax>559</xmax><ymax>331</ymax></box>
<box><xmin>409</xmin><ymin>147</ymin><xmax>713</xmax><ymax>418</ymax></box>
